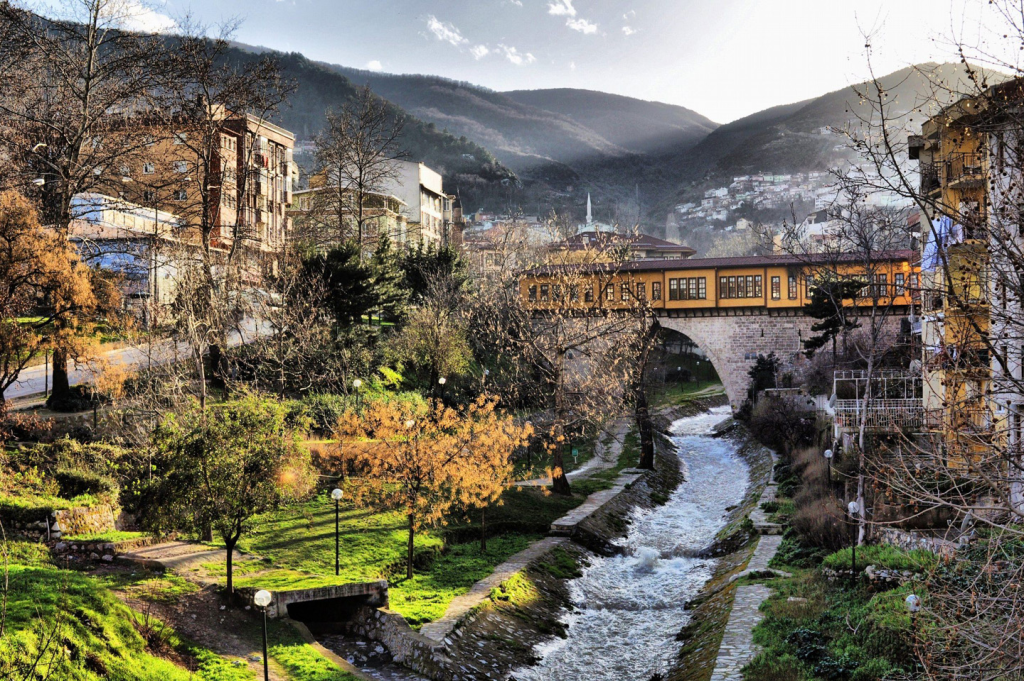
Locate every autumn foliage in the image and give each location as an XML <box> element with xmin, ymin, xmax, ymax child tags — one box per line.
<box><xmin>337</xmin><ymin>396</ymin><xmax>531</xmax><ymax>578</ymax></box>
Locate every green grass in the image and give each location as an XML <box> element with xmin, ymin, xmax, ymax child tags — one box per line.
<box><xmin>62</xmin><ymin>530</ymin><xmax>147</xmax><ymax>543</ymax></box>
<box><xmin>0</xmin><ymin>559</ymin><xmax>251</xmax><ymax>680</ymax></box>
<box><xmin>821</xmin><ymin>544</ymin><xmax>939</xmax><ymax>572</ymax></box>
<box><xmin>210</xmin><ymin>486</ymin><xmax>593</xmax><ymax>626</ymax></box>
<box><xmin>267</xmin><ymin>622</ymin><xmax>359</xmax><ymax>680</ymax></box>
<box><xmin>653</xmin><ymin>380</ymin><xmax>725</xmax><ymax>408</ymax></box>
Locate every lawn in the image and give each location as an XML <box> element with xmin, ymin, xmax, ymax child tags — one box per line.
<box><xmin>653</xmin><ymin>380</ymin><xmax>725</xmax><ymax>408</ymax></box>
<box><xmin>213</xmin><ymin>484</ymin><xmax>594</xmax><ymax>626</ymax></box>
<box><xmin>0</xmin><ymin>544</ymin><xmax>254</xmax><ymax>681</ymax></box>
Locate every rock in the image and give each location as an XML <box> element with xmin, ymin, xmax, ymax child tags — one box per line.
<box><xmin>55</xmin><ymin>542</ymin><xmax>68</xmax><ymax>552</ymax></box>
<box><xmin>248</xmin><ymin>654</ymin><xmax>262</xmax><ymax>663</ymax></box>
<box><xmin>787</xmin><ymin>597</ymin><xmax>808</xmax><ymax>603</ymax></box>
<box><xmin>220</xmin><ymin>605</ymin><xmax>227</xmax><ymax>611</ymax></box>
<box><xmin>51</xmin><ymin>522</ymin><xmax>61</xmax><ymax>532</ymax></box>
<box><xmin>101</xmin><ymin>554</ymin><xmax>114</xmax><ymax>562</ymax></box>
<box><xmin>89</xmin><ymin>552</ymin><xmax>100</xmax><ymax>560</ymax></box>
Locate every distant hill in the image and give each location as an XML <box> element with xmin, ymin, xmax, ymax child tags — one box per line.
<box><xmin>217</xmin><ymin>47</ymin><xmax>517</xmax><ymax>207</ymax></box>
<box><xmin>503</xmin><ymin>88</ymin><xmax>718</xmax><ymax>157</ymax></box>
<box><xmin>675</xmin><ymin>62</ymin><xmax>1002</xmax><ymax>185</ymax></box>
<box><xmin>315</xmin><ymin>66</ymin><xmax>651</xmax><ymax>170</ymax></box>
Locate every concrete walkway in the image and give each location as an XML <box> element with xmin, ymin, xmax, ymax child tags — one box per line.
<box><xmin>550</xmin><ymin>469</ymin><xmax>644</xmax><ymax>535</ymax></box>
<box><xmin>419</xmin><ymin>537</ymin><xmax>568</xmax><ymax>642</ymax></box>
<box><xmin>711</xmin><ymin>534</ymin><xmax>785</xmax><ymax>680</ymax></box>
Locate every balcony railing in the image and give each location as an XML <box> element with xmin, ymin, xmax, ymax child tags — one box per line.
<box><xmin>943</xmin><ymin>152</ymin><xmax>985</xmax><ymax>187</ymax></box>
<box><xmin>833</xmin><ymin>398</ymin><xmax>924</xmax><ymax>431</ymax></box>
<box><xmin>920</xmin><ymin>163</ymin><xmax>940</xmax><ymax>194</ymax></box>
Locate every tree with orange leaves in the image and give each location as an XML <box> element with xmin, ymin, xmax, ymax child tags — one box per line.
<box><xmin>338</xmin><ymin>396</ymin><xmax>531</xmax><ymax>579</ymax></box>
<box><xmin>0</xmin><ymin>191</ymin><xmax>96</xmax><ymax>412</ymax></box>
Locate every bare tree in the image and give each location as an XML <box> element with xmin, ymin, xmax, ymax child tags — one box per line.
<box><xmin>0</xmin><ymin>0</ymin><xmax>169</xmax><ymax>404</ymax></box>
<box><xmin>310</xmin><ymin>86</ymin><xmax>405</xmax><ymax>257</ymax></box>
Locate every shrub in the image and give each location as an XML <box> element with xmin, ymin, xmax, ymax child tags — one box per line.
<box><xmin>297</xmin><ymin>393</ymin><xmax>352</xmax><ymax>433</ymax></box>
<box><xmin>55</xmin><ymin>467</ymin><xmax>119</xmax><ymax>502</ymax></box>
<box><xmin>770</xmin><ymin>529</ymin><xmax>831</xmax><ymax>569</ymax></box>
<box><xmin>792</xmin><ymin>498</ymin><xmax>849</xmax><ymax>553</ymax></box>
<box><xmin>748</xmin><ymin>396</ymin><xmax>816</xmax><ymax>457</ymax></box>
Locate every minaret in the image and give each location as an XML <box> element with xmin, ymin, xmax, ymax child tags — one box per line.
<box><xmin>586</xmin><ymin>193</ymin><xmax>593</xmax><ymax>227</ymax></box>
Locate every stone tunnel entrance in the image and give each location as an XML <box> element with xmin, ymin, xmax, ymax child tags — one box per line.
<box><xmin>285</xmin><ymin>592</ymin><xmax>382</xmax><ymax>633</ymax></box>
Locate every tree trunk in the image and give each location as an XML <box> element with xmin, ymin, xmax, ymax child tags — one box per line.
<box><xmin>480</xmin><ymin>507</ymin><xmax>487</xmax><ymax>553</ymax></box>
<box><xmin>47</xmin><ymin>348</ymin><xmax>71</xmax><ymax>406</ymax></box>
<box><xmin>225</xmin><ymin>537</ymin><xmax>236</xmax><ymax>596</ymax></box>
<box><xmin>551</xmin><ymin>350</ymin><xmax>572</xmax><ymax>496</ymax></box>
<box><xmin>406</xmin><ymin>513</ymin><xmax>415</xmax><ymax>579</ymax></box>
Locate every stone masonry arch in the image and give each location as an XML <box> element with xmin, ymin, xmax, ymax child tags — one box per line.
<box><xmin>659</xmin><ymin>312</ymin><xmax>817</xmax><ymax>410</ymax></box>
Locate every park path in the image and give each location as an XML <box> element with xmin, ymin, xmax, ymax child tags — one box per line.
<box><xmin>517</xmin><ymin>417</ymin><xmax>629</xmax><ymax>487</ymax></box>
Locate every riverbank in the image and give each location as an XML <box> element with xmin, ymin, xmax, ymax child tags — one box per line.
<box><xmin>667</xmin><ymin>425</ymin><xmax>776</xmax><ymax>681</ymax></box>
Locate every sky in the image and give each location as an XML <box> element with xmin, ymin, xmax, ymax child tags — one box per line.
<box><xmin>29</xmin><ymin>0</ymin><xmax>1016</xmax><ymax>123</ymax></box>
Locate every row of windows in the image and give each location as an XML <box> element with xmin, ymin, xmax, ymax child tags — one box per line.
<box><xmin>528</xmin><ymin>273</ymin><xmax>916</xmax><ymax>305</ymax></box>
<box><xmin>669</xmin><ymin>277</ymin><xmax>707</xmax><ymax>300</ymax></box>
<box><xmin>719</xmin><ymin>275</ymin><xmax>763</xmax><ymax>300</ymax></box>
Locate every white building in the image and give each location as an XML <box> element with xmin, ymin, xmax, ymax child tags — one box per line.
<box><xmin>388</xmin><ymin>161</ymin><xmax>447</xmax><ymax>248</ymax></box>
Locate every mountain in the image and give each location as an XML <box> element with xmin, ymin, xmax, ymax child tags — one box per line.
<box><xmin>674</xmin><ymin>62</ymin><xmax>1001</xmax><ymax>187</ymax></box>
<box><xmin>315</xmin><ymin>65</ymin><xmax>718</xmax><ymax>172</ymax></box>
<box><xmin>502</xmin><ymin>88</ymin><xmax>717</xmax><ymax>157</ymax></box>
<box><xmin>218</xmin><ymin>47</ymin><xmax>517</xmax><ymax>207</ymax></box>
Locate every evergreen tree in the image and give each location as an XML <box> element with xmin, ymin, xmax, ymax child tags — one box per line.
<box><xmin>802</xmin><ymin>278</ymin><xmax>863</xmax><ymax>359</ymax></box>
<box><xmin>301</xmin><ymin>241</ymin><xmax>376</xmax><ymax>326</ymax></box>
<box><xmin>402</xmin><ymin>244</ymin><xmax>469</xmax><ymax>304</ymax></box>
<box><xmin>370</xmin><ymin>234</ymin><xmax>410</xmax><ymax>324</ymax></box>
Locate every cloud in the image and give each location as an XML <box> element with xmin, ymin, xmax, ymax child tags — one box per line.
<box><xmin>547</xmin><ymin>0</ymin><xmax>576</xmax><ymax>17</ymax></box>
<box><xmin>109</xmin><ymin>0</ymin><xmax>176</xmax><ymax>33</ymax></box>
<box><xmin>506</xmin><ymin>0</ymin><xmax>523</xmax><ymax>5</ymax></box>
<box><xmin>622</xmin><ymin>25</ymin><xmax>636</xmax><ymax>36</ymax></box>
<box><xmin>497</xmin><ymin>44</ymin><xmax>536</xmax><ymax>66</ymax></box>
<box><xmin>623</xmin><ymin>10</ymin><xmax>636</xmax><ymax>19</ymax></box>
<box><xmin>570</xmin><ymin>61</ymin><xmax>576</xmax><ymax>71</ymax></box>
<box><xmin>426</xmin><ymin>15</ymin><xmax>468</xmax><ymax>47</ymax></box>
<box><xmin>366</xmin><ymin>60</ymin><xmax>383</xmax><ymax>71</ymax></box>
<box><xmin>470</xmin><ymin>45</ymin><xmax>490</xmax><ymax>60</ymax></box>
<box><xmin>566</xmin><ymin>17</ymin><xmax>598</xmax><ymax>34</ymax></box>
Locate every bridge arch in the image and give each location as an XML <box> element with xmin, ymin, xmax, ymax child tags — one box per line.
<box><xmin>658</xmin><ymin>312</ymin><xmax>816</xmax><ymax>410</ymax></box>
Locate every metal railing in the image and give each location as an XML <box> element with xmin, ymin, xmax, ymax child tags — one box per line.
<box><xmin>833</xmin><ymin>398</ymin><xmax>924</xmax><ymax>431</ymax></box>
<box><xmin>943</xmin><ymin>152</ymin><xmax>985</xmax><ymax>186</ymax></box>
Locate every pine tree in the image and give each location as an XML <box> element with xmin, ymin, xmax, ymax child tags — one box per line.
<box><xmin>301</xmin><ymin>240</ymin><xmax>376</xmax><ymax>327</ymax></box>
<box><xmin>802</xmin><ymin>278</ymin><xmax>863</xmax><ymax>359</ymax></box>
<box><xmin>370</xmin><ymin>234</ymin><xmax>410</xmax><ymax>324</ymax></box>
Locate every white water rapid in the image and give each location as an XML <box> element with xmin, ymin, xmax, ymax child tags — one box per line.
<box><xmin>513</xmin><ymin>406</ymin><xmax>748</xmax><ymax>681</ymax></box>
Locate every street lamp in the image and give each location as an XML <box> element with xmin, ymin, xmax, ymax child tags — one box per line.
<box><xmin>847</xmin><ymin>500</ymin><xmax>860</xmax><ymax>577</ymax></box>
<box><xmin>905</xmin><ymin>593</ymin><xmax>922</xmax><ymax>636</ymax></box>
<box><xmin>253</xmin><ymin>589</ymin><xmax>272</xmax><ymax>681</ymax></box>
<box><xmin>331</xmin><ymin>488</ymin><xmax>343</xmax><ymax>576</ymax></box>
<box><xmin>352</xmin><ymin>378</ymin><xmax>362</xmax><ymax>408</ymax></box>
<box><xmin>438</xmin><ymin>376</ymin><xmax>447</xmax><ymax>401</ymax></box>
<box><xmin>823</xmin><ymin>448</ymin><xmax>833</xmax><ymax>486</ymax></box>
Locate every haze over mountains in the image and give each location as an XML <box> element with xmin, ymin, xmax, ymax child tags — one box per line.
<box><xmin>226</xmin><ymin>38</ymin><xmax>993</xmax><ymax>231</ymax></box>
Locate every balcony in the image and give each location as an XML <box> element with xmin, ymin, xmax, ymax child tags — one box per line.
<box><xmin>920</xmin><ymin>162</ymin><xmax>940</xmax><ymax>194</ymax></box>
<box><xmin>943</xmin><ymin>152</ymin><xmax>985</xmax><ymax>188</ymax></box>
<box><xmin>833</xmin><ymin>398</ymin><xmax>924</xmax><ymax>432</ymax></box>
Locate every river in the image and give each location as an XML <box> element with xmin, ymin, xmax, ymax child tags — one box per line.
<box><xmin>513</xmin><ymin>406</ymin><xmax>748</xmax><ymax>681</ymax></box>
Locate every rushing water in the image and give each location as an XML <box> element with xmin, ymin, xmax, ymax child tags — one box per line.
<box><xmin>514</xmin><ymin>406</ymin><xmax>748</xmax><ymax>681</ymax></box>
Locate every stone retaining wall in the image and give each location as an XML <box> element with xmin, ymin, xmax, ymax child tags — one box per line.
<box><xmin>877</xmin><ymin>527</ymin><xmax>960</xmax><ymax>558</ymax></box>
<box><xmin>54</xmin><ymin>505</ymin><xmax>117</xmax><ymax>536</ymax></box>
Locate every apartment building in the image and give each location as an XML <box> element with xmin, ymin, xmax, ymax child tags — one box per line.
<box><xmin>387</xmin><ymin>161</ymin><xmax>463</xmax><ymax>249</ymax></box>
<box><xmin>287</xmin><ymin>185</ymin><xmax>409</xmax><ymax>249</ymax></box>
<box><xmin>94</xmin><ymin>110</ymin><xmax>297</xmax><ymax>270</ymax></box>
<box><xmin>909</xmin><ymin>84</ymin><xmax>1024</xmax><ymax>469</ymax></box>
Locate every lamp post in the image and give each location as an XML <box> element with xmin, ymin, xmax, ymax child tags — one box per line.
<box><xmin>823</xmin><ymin>448</ymin><xmax>833</xmax><ymax>487</ymax></box>
<box><xmin>438</xmin><ymin>376</ymin><xmax>447</xmax><ymax>401</ymax></box>
<box><xmin>352</xmin><ymin>379</ymin><xmax>362</xmax><ymax>408</ymax></box>
<box><xmin>905</xmin><ymin>593</ymin><xmax>922</xmax><ymax>639</ymax></box>
<box><xmin>253</xmin><ymin>589</ymin><xmax>272</xmax><ymax>681</ymax></box>
<box><xmin>847</xmin><ymin>500</ymin><xmax>860</xmax><ymax>579</ymax></box>
<box><xmin>332</xmin><ymin>488</ymin><xmax>343</xmax><ymax>576</ymax></box>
